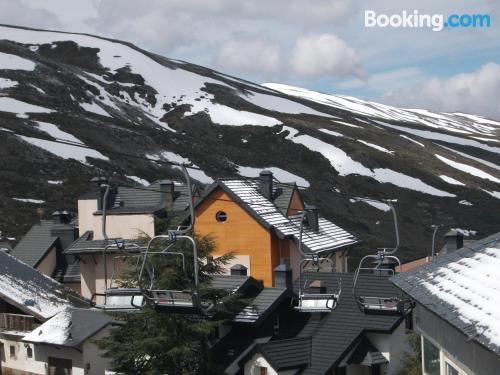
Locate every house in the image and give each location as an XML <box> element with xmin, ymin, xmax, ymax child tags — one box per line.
<box><xmin>0</xmin><ymin>250</ymin><xmax>112</xmax><ymax>375</ymax></box>
<box><xmin>10</xmin><ymin>211</ymin><xmax>80</xmax><ymax>292</ymax></box>
<box><xmin>194</xmin><ymin>171</ymin><xmax>358</xmax><ymax>286</ymax></box>
<box><xmin>66</xmin><ymin>177</ymin><xmax>197</xmax><ymax>300</ymax></box>
<box><xmin>216</xmin><ymin>265</ymin><xmax>413</xmax><ymax>374</ymax></box>
<box><xmin>23</xmin><ymin>307</ymin><xmax>115</xmax><ymax>375</ymax></box>
<box><xmin>391</xmin><ymin>232</ymin><xmax>500</xmax><ymax>375</ymax></box>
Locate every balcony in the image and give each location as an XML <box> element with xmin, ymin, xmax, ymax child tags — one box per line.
<box><xmin>0</xmin><ymin>313</ymin><xmax>35</xmax><ymax>332</ymax></box>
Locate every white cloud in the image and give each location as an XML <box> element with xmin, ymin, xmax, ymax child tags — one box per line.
<box><xmin>382</xmin><ymin>63</ymin><xmax>500</xmax><ymax>119</ymax></box>
<box><xmin>214</xmin><ymin>37</ymin><xmax>281</xmax><ymax>73</ymax></box>
<box><xmin>291</xmin><ymin>34</ymin><xmax>366</xmax><ymax>79</ymax></box>
<box><xmin>0</xmin><ymin>0</ymin><xmax>61</xmax><ymax>30</ymax></box>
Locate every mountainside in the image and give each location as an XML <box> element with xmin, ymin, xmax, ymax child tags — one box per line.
<box><xmin>1</xmin><ymin>24</ymin><xmax>500</xmax><ymax>263</ymax></box>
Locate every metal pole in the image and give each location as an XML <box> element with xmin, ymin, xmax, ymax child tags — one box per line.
<box><xmin>431</xmin><ymin>225</ymin><xmax>440</xmax><ymax>260</ymax></box>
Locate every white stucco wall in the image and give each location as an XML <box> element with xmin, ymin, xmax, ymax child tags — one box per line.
<box><xmin>244</xmin><ymin>353</ymin><xmax>278</xmax><ymax>375</ymax></box>
<box><xmin>243</xmin><ymin>352</ymin><xmax>298</xmax><ymax>375</ymax></box>
<box><xmin>78</xmin><ymin>199</ymin><xmax>155</xmax><ymax>240</ymax></box>
<box><xmin>1</xmin><ymin>329</ymin><xmax>112</xmax><ymax>375</ymax></box>
<box><xmin>366</xmin><ymin>321</ymin><xmax>410</xmax><ymax>375</ymax></box>
<box><xmin>36</xmin><ymin>247</ymin><xmax>57</xmax><ymax>277</ymax></box>
<box><xmin>79</xmin><ymin>253</ymin><xmax>135</xmax><ymax>300</ymax></box>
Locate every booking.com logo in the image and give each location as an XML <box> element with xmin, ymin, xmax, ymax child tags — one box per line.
<box><xmin>365</xmin><ymin>10</ymin><xmax>491</xmax><ymax>31</ymax></box>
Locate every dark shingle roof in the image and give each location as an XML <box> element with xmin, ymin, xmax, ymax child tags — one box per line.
<box><xmin>234</xmin><ymin>288</ymin><xmax>292</xmax><ymax>325</ymax></box>
<box><xmin>347</xmin><ymin>336</ymin><xmax>388</xmax><ymax>366</ymax></box>
<box><xmin>210</xmin><ymin>275</ymin><xmax>262</xmax><ymax>294</ymax></box>
<box><xmin>83</xmin><ymin>181</ymin><xmax>195</xmax><ymax>215</ymax></box>
<box><xmin>10</xmin><ymin>221</ymin><xmax>58</xmax><ymax>267</ymax></box>
<box><xmin>23</xmin><ymin>307</ymin><xmax>113</xmax><ymax>347</ymax></box>
<box><xmin>258</xmin><ymin>337</ymin><xmax>312</xmax><ymax>370</ymax></box>
<box><xmin>0</xmin><ymin>251</ymin><xmax>83</xmax><ymax>321</ymax></box>
<box><xmin>52</xmin><ymin>256</ymin><xmax>81</xmax><ymax>283</ymax></box>
<box><xmin>64</xmin><ymin>231</ymin><xmax>147</xmax><ymax>255</ymax></box>
<box><xmin>272</xmin><ymin>183</ymin><xmax>296</xmax><ymax>215</ymax></box>
<box><xmin>293</xmin><ymin>273</ymin><xmax>402</xmax><ymax>374</ymax></box>
<box><xmin>392</xmin><ymin>232</ymin><xmax>500</xmax><ymax>354</ymax></box>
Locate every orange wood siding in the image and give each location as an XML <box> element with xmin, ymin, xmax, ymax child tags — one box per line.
<box><xmin>287</xmin><ymin>188</ymin><xmax>305</xmax><ymax>216</ymax></box>
<box><xmin>195</xmin><ymin>188</ymin><xmax>279</xmax><ymax>286</ymax></box>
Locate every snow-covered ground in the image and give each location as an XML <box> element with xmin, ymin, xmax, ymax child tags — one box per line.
<box><xmin>127</xmin><ymin>175</ymin><xmax>149</xmax><ymax>186</ymax></box>
<box><xmin>0</xmin><ymin>51</ymin><xmax>35</xmax><ymax>71</ymax></box>
<box><xmin>12</xmin><ymin>198</ymin><xmax>45</xmax><ymax>204</ymax></box>
<box><xmin>237</xmin><ymin>165</ymin><xmax>310</xmax><ymax>187</ymax></box>
<box><xmin>435</xmin><ymin>155</ymin><xmax>500</xmax><ymax>184</ymax></box>
<box><xmin>439</xmin><ymin>175</ymin><xmax>465</xmax><ymax>186</ymax></box>
<box><xmin>0</xmin><ymin>77</ymin><xmax>18</xmax><ymax>89</ymax></box>
<box><xmin>289</xmin><ymin>134</ymin><xmax>455</xmax><ymax>197</ymax></box>
<box><xmin>0</xmin><ymin>97</ymin><xmax>53</xmax><ymax>118</ymax></box>
<box><xmin>147</xmin><ymin>151</ymin><xmax>213</xmax><ymax>184</ymax></box>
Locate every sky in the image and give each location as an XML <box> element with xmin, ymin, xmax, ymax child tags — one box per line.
<box><xmin>1</xmin><ymin>0</ymin><xmax>500</xmax><ymax>118</ymax></box>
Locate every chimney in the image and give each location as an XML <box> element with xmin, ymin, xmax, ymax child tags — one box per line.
<box><xmin>90</xmin><ymin>177</ymin><xmax>109</xmax><ymax>210</ymax></box>
<box><xmin>52</xmin><ymin>210</ymin><xmax>71</xmax><ymax>224</ymax></box>
<box><xmin>258</xmin><ymin>170</ymin><xmax>273</xmax><ymax>200</ymax></box>
<box><xmin>274</xmin><ymin>263</ymin><xmax>293</xmax><ymax>290</ymax></box>
<box><xmin>445</xmin><ymin>230</ymin><xmax>464</xmax><ymax>253</ymax></box>
<box><xmin>230</xmin><ymin>264</ymin><xmax>248</xmax><ymax>276</ymax></box>
<box><xmin>159</xmin><ymin>180</ymin><xmax>175</xmax><ymax>211</ymax></box>
<box><xmin>305</xmin><ymin>205</ymin><xmax>319</xmax><ymax>232</ymax></box>
<box><xmin>51</xmin><ymin>210</ymin><xmax>77</xmax><ymax>251</ymax></box>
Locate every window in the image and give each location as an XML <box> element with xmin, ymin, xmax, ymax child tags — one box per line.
<box><xmin>215</xmin><ymin>211</ymin><xmax>227</xmax><ymax>222</ymax></box>
<box><xmin>334</xmin><ymin>367</ymin><xmax>347</xmax><ymax>375</ymax></box>
<box><xmin>405</xmin><ymin>310</ymin><xmax>414</xmax><ymax>332</ymax></box>
<box><xmin>259</xmin><ymin>367</ymin><xmax>268</xmax><ymax>375</ymax></box>
<box><xmin>446</xmin><ymin>363</ymin><xmax>459</xmax><ymax>375</ymax></box>
<box><xmin>9</xmin><ymin>345</ymin><xmax>15</xmax><ymax>358</ymax></box>
<box><xmin>423</xmin><ymin>337</ymin><xmax>440</xmax><ymax>375</ymax></box>
<box><xmin>27</xmin><ymin>345</ymin><xmax>33</xmax><ymax>359</ymax></box>
<box><xmin>48</xmin><ymin>357</ymin><xmax>72</xmax><ymax>375</ymax></box>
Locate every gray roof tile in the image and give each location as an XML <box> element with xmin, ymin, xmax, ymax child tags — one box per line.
<box><xmin>10</xmin><ymin>221</ymin><xmax>59</xmax><ymax>267</ymax></box>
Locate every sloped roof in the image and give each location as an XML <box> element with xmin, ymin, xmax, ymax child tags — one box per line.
<box><xmin>257</xmin><ymin>337</ymin><xmax>312</xmax><ymax>371</ymax></box>
<box><xmin>64</xmin><ymin>231</ymin><xmax>147</xmax><ymax>255</ymax></box>
<box><xmin>210</xmin><ymin>275</ymin><xmax>262</xmax><ymax>294</ymax></box>
<box><xmin>199</xmin><ymin>179</ymin><xmax>358</xmax><ymax>254</ymax></box>
<box><xmin>83</xmin><ymin>181</ymin><xmax>195</xmax><ymax>215</ymax></box>
<box><xmin>347</xmin><ymin>336</ymin><xmax>388</xmax><ymax>366</ymax></box>
<box><xmin>272</xmin><ymin>182</ymin><xmax>297</xmax><ymax>215</ymax></box>
<box><xmin>392</xmin><ymin>232</ymin><xmax>500</xmax><ymax>354</ymax></box>
<box><xmin>0</xmin><ymin>251</ymin><xmax>77</xmax><ymax>321</ymax></box>
<box><xmin>293</xmin><ymin>273</ymin><xmax>402</xmax><ymax>374</ymax></box>
<box><xmin>52</xmin><ymin>256</ymin><xmax>81</xmax><ymax>283</ymax></box>
<box><xmin>23</xmin><ymin>307</ymin><xmax>113</xmax><ymax>347</ymax></box>
<box><xmin>10</xmin><ymin>220</ymin><xmax>58</xmax><ymax>267</ymax></box>
<box><xmin>234</xmin><ymin>288</ymin><xmax>292</xmax><ymax>325</ymax></box>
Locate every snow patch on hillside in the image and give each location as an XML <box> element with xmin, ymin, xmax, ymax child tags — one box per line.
<box><xmin>357</xmin><ymin>140</ymin><xmax>394</xmax><ymax>154</ymax></box>
<box><xmin>0</xmin><ymin>97</ymin><xmax>53</xmax><ymax>117</ymax></box>
<box><xmin>291</xmin><ymin>134</ymin><xmax>455</xmax><ymax>197</ymax></box>
<box><xmin>147</xmin><ymin>151</ymin><xmax>213</xmax><ymax>184</ymax></box>
<box><xmin>0</xmin><ymin>51</ymin><xmax>35</xmax><ymax>71</ymax></box>
<box><xmin>439</xmin><ymin>175</ymin><xmax>465</xmax><ymax>186</ymax></box>
<box><xmin>237</xmin><ymin>166</ymin><xmax>310</xmax><ymax>187</ymax></box>
<box><xmin>436</xmin><ymin>155</ymin><xmax>500</xmax><ymax>184</ymax></box>
<box><xmin>12</xmin><ymin>198</ymin><xmax>45</xmax><ymax>204</ymax></box>
<box><xmin>0</xmin><ymin>78</ymin><xmax>17</xmax><ymax>89</ymax></box>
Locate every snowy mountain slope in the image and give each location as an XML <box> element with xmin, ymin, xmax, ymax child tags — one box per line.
<box><xmin>1</xmin><ymin>24</ymin><xmax>499</xmax><ymax>262</ymax></box>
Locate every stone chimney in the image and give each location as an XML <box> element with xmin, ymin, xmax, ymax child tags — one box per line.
<box><xmin>159</xmin><ymin>180</ymin><xmax>175</xmax><ymax>211</ymax></box>
<box><xmin>274</xmin><ymin>263</ymin><xmax>293</xmax><ymax>290</ymax></box>
<box><xmin>305</xmin><ymin>205</ymin><xmax>319</xmax><ymax>232</ymax></box>
<box><xmin>90</xmin><ymin>176</ymin><xmax>109</xmax><ymax>210</ymax></box>
<box><xmin>51</xmin><ymin>210</ymin><xmax>77</xmax><ymax>251</ymax></box>
<box><xmin>258</xmin><ymin>170</ymin><xmax>273</xmax><ymax>200</ymax></box>
<box><xmin>445</xmin><ymin>230</ymin><xmax>464</xmax><ymax>253</ymax></box>
<box><xmin>230</xmin><ymin>264</ymin><xmax>248</xmax><ymax>276</ymax></box>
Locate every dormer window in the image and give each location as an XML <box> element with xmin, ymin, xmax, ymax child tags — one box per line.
<box><xmin>215</xmin><ymin>211</ymin><xmax>227</xmax><ymax>222</ymax></box>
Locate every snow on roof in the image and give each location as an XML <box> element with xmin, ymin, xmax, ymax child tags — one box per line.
<box><xmin>392</xmin><ymin>234</ymin><xmax>500</xmax><ymax>353</ymax></box>
<box><xmin>23</xmin><ymin>307</ymin><xmax>113</xmax><ymax>347</ymax></box>
<box><xmin>220</xmin><ymin>180</ymin><xmax>357</xmax><ymax>253</ymax></box>
<box><xmin>0</xmin><ymin>251</ymin><xmax>72</xmax><ymax>321</ymax></box>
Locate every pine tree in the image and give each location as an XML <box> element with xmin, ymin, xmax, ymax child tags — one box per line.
<box><xmin>98</xmin><ymin>234</ymin><xmax>244</xmax><ymax>375</ymax></box>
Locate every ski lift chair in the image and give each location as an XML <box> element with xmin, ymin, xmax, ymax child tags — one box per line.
<box><xmin>295</xmin><ymin>256</ymin><xmax>340</xmax><ymax>313</ymax></box>
<box><xmin>137</xmin><ymin>232</ymin><xmax>207</xmax><ymax>315</ymax></box>
<box><xmin>294</xmin><ymin>229</ymin><xmax>341</xmax><ymax>313</ymax></box>
<box><xmin>352</xmin><ymin>201</ymin><xmax>405</xmax><ymax>315</ymax></box>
